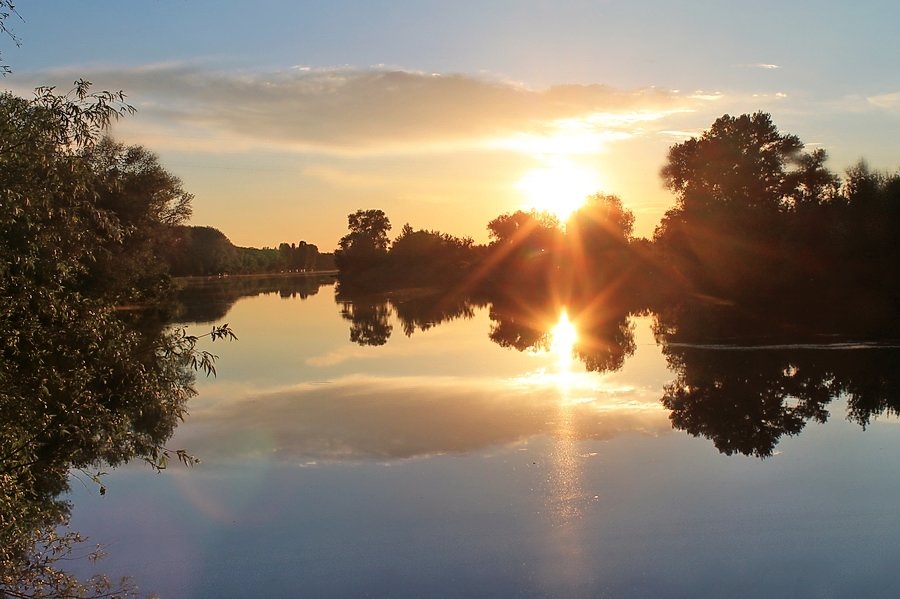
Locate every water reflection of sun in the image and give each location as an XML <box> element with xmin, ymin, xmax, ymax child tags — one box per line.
<box><xmin>544</xmin><ymin>308</ymin><xmax>588</xmax><ymax>585</ymax></box>
<box><xmin>546</xmin><ymin>310</ymin><xmax>583</xmax><ymax>518</ymax></box>
<box><xmin>549</xmin><ymin>310</ymin><xmax>578</xmax><ymax>375</ymax></box>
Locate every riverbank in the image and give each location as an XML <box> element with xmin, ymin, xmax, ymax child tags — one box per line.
<box><xmin>174</xmin><ymin>270</ymin><xmax>338</xmax><ymax>285</ymax></box>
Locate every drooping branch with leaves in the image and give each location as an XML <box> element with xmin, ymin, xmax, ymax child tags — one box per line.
<box><xmin>0</xmin><ymin>81</ymin><xmax>234</xmax><ymax>596</ymax></box>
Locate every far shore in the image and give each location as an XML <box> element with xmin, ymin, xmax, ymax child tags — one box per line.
<box><xmin>174</xmin><ymin>270</ymin><xmax>338</xmax><ymax>285</ymax></box>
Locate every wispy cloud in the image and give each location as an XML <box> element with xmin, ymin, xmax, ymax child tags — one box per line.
<box><xmin>868</xmin><ymin>91</ymin><xmax>900</xmax><ymax>110</ymax></box>
<box><xmin>8</xmin><ymin>64</ymin><xmax>699</xmax><ymax>156</ymax></box>
<box><xmin>688</xmin><ymin>90</ymin><xmax>725</xmax><ymax>102</ymax></box>
<box><xmin>741</xmin><ymin>63</ymin><xmax>781</xmax><ymax>70</ymax></box>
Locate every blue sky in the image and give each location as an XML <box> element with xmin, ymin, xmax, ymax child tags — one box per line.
<box><xmin>4</xmin><ymin>1</ymin><xmax>899</xmax><ymax>247</ymax></box>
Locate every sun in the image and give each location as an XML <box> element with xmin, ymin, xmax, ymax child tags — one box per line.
<box><xmin>516</xmin><ymin>158</ymin><xmax>601</xmax><ymax>222</ymax></box>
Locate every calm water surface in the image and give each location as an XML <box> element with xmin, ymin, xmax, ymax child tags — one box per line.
<box><xmin>68</xmin><ymin>277</ymin><xmax>900</xmax><ymax>597</ymax></box>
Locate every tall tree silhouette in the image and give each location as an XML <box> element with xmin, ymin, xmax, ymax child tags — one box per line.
<box><xmin>654</xmin><ymin>112</ymin><xmax>839</xmax><ymax>300</ymax></box>
<box><xmin>335</xmin><ymin>209</ymin><xmax>392</xmax><ymax>278</ymax></box>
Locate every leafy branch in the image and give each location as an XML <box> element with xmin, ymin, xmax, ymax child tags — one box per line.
<box><xmin>164</xmin><ymin>323</ymin><xmax>238</xmax><ymax>377</ymax></box>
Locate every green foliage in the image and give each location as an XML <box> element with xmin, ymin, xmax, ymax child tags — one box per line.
<box><xmin>78</xmin><ymin>137</ymin><xmax>194</xmax><ymax>302</ymax></box>
<box><xmin>166</xmin><ymin>225</ymin><xmax>239</xmax><ymax>276</ymax></box>
<box><xmin>0</xmin><ymin>83</ymin><xmax>235</xmax><ymax>597</ymax></box>
<box><xmin>166</xmin><ymin>227</ymin><xmax>326</xmax><ymax>276</ymax></box>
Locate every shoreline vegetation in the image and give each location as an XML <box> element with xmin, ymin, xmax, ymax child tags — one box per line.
<box><xmin>328</xmin><ymin>113</ymin><xmax>899</xmax><ymax>341</ymax></box>
<box><xmin>166</xmin><ymin>113</ymin><xmax>900</xmax><ymax>328</ymax></box>
<box><xmin>173</xmin><ymin>269</ymin><xmax>338</xmax><ymax>284</ymax></box>
<box><xmin>2</xmin><ymin>72</ymin><xmax>898</xmax><ymax>596</ymax></box>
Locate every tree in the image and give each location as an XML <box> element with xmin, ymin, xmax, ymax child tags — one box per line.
<box><xmin>298</xmin><ymin>241</ymin><xmax>318</xmax><ymax>271</ymax></box>
<box><xmin>279</xmin><ymin>241</ymin><xmax>319</xmax><ymax>271</ymax></box>
<box><xmin>568</xmin><ymin>193</ymin><xmax>633</xmax><ymax>243</ymax></box>
<box><xmin>838</xmin><ymin>162</ymin><xmax>900</xmax><ymax>292</ymax></box>
<box><xmin>659</xmin><ymin>112</ymin><xmax>822</xmax><ymax>213</ymax></box>
<box><xmin>564</xmin><ymin>193</ymin><xmax>635</xmax><ymax>289</ymax></box>
<box><xmin>486</xmin><ymin>210</ymin><xmax>559</xmax><ymax>247</ymax></box>
<box><xmin>343</xmin><ymin>209</ymin><xmax>392</xmax><ymax>252</ymax></box>
<box><xmin>484</xmin><ymin>210</ymin><xmax>562</xmax><ymax>294</ymax></box>
<box><xmin>335</xmin><ymin>209</ymin><xmax>392</xmax><ymax>277</ymax></box>
<box><xmin>0</xmin><ymin>83</ymin><xmax>234</xmax><ymax>597</ymax></box>
<box><xmin>167</xmin><ymin>226</ymin><xmax>238</xmax><ymax>276</ymax></box>
<box><xmin>386</xmin><ymin>225</ymin><xmax>475</xmax><ymax>286</ymax></box>
<box><xmin>79</xmin><ymin>137</ymin><xmax>194</xmax><ymax>301</ymax></box>
<box><xmin>654</xmin><ymin>112</ymin><xmax>839</xmax><ymax>299</ymax></box>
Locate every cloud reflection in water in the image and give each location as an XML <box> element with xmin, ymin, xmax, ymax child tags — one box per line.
<box><xmin>173</xmin><ymin>373</ymin><xmax>668</xmax><ymax>465</ymax></box>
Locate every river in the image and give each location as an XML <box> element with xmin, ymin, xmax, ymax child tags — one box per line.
<box><xmin>66</xmin><ymin>275</ymin><xmax>900</xmax><ymax>597</ymax></box>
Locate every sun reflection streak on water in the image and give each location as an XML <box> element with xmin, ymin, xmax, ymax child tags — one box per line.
<box><xmin>543</xmin><ymin>309</ymin><xmax>590</xmax><ymax>588</ymax></box>
<box><xmin>545</xmin><ymin>310</ymin><xmax>583</xmax><ymax>521</ymax></box>
<box><xmin>550</xmin><ymin>310</ymin><xmax>578</xmax><ymax>377</ymax></box>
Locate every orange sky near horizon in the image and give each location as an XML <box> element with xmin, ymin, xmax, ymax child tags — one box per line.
<box><xmin>93</xmin><ymin>77</ymin><xmax>705</xmax><ymax>251</ymax></box>
<box><xmin>6</xmin><ymin>2</ymin><xmax>900</xmax><ymax>251</ymax></box>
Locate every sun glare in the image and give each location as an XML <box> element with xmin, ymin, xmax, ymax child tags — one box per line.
<box><xmin>549</xmin><ymin>310</ymin><xmax>578</xmax><ymax>372</ymax></box>
<box><xmin>516</xmin><ymin>158</ymin><xmax>601</xmax><ymax>222</ymax></box>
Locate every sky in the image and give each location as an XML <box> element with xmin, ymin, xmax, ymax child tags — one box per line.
<box><xmin>3</xmin><ymin>0</ymin><xmax>900</xmax><ymax>249</ymax></box>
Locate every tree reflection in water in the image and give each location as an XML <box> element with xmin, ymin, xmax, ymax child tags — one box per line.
<box><xmin>336</xmin><ymin>288</ymin><xmax>900</xmax><ymax>460</ymax></box>
<box><xmin>339</xmin><ymin>298</ymin><xmax>393</xmax><ymax>346</ymax></box>
<box><xmin>174</xmin><ymin>273</ymin><xmax>336</xmax><ymax>324</ymax></box>
<box><xmin>1</xmin><ymin>308</ymin><xmax>234</xmax><ymax>594</ymax></box>
<box><xmin>336</xmin><ymin>287</ymin><xmax>487</xmax><ymax>347</ymax></box>
<box><xmin>486</xmin><ymin>291</ymin><xmax>638</xmax><ymax>376</ymax></box>
<box><xmin>655</xmin><ymin>306</ymin><xmax>900</xmax><ymax>458</ymax></box>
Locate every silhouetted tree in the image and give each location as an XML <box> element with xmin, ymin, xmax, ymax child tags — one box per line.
<box><xmin>484</xmin><ymin>210</ymin><xmax>563</xmax><ymax>294</ymax></box>
<box><xmin>335</xmin><ymin>209</ymin><xmax>392</xmax><ymax>279</ymax></box>
<box><xmin>837</xmin><ymin>162</ymin><xmax>900</xmax><ymax>294</ymax></box>
<box><xmin>564</xmin><ymin>193</ymin><xmax>636</xmax><ymax>294</ymax></box>
<box><xmin>275</xmin><ymin>240</ymin><xmax>319</xmax><ymax>271</ymax></box>
<box><xmin>567</xmin><ymin>193</ymin><xmax>634</xmax><ymax>247</ymax></box>
<box><xmin>386</xmin><ymin>224</ymin><xmax>476</xmax><ymax>286</ymax></box>
<box><xmin>167</xmin><ymin>225</ymin><xmax>238</xmax><ymax>276</ymax></box>
<box><xmin>654</xmin><ymin>112</ymin><xmax>840</xmax><ymax>300</ymax></box>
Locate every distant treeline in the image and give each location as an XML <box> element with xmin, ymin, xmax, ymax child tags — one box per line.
<box><xmin>165</xmin><ymin>225</ymin><xmax>336</xmax><ymax>277</ymax></box>
<box><xmin>334</xmin><ymin>112</ymin><xmax>900</xmax><ymax>316</ymax></box>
